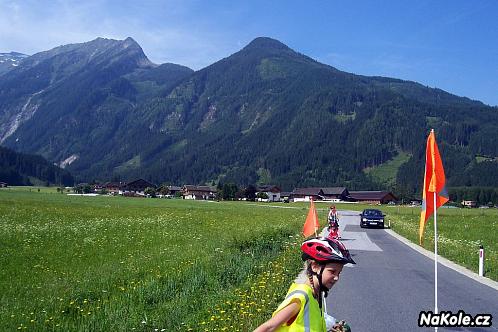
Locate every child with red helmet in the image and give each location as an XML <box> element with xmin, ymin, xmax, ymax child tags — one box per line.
<box><xmin>327</xmin><ymin>206</ymin><xmax>337</xmax><ymax>222</ymax></box>
<box><xmin>254</xmin><ymin>237</ymin><xmax>355</xmax><ymax>332</ymax></box>
<box><xmin>327</xmin><ymin>206</ymin><xmax>340</xmax><ymax>239</ymax></box>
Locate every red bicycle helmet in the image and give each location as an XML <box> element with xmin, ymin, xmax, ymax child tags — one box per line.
<box><xmin>301</xmin><ymin>237</ymin><xmax>355</xmax><ymax>265</ymax></box>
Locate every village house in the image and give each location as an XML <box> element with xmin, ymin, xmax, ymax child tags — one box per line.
<box><xmin>122</xmin><ymin>179</ymin><xmax>156</xmax><ymax>196</ymax></box>
<box><xmin>348</xmin><ymin>191</ymin><xmax>397</xmax><ymax>204</ymax></box>
<box><xmin>290</xmin><ymin>188</ymin><xmax>325</xmax><ymax>202</ymax></box>
<box><xmin>280</xmin><ymin>191</ymin><xmax>292</xmax><ymax>202</ymax></box>
<box><xmin>410</xmin><ymin>199</ymin><xmax>422</xmax><ymax>206</ymax></box>
<box><xmin>167</xmin><ymin>185</ymin><xmax>182</xmax><ymax>196</ymax></box>
<box><xmin>461</xmin><ymin>200</ymin><xmax>477</xmax><ymax>208</ymax></box>
<box><xmin>104</xmin><ymin>182</ymin><xmax>125</xmax><ymax>195</ymax></box>
<box><xmin>256</xmin><ymin>185</ymin><xmax>282</xmax><ymax>202</ymax></box>
<box><xmin>92</xmin><ymin>183</ymin><xmax>104</xmax><ymax>192</ymax></box>
<box><xmin>321</xmin><ymin>187</ymin><xmax>350</xmax><ymax>201</ymax></box>
<box><xmin>182</xmin><ymin>185</ymin><xmax>216</xmax><ymax>200</ymax></box>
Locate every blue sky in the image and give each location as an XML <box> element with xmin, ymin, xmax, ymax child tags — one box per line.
<box><xmin>1</xmin><ymin>0</ymin><xmax>497</xmax><ymax>105</ymax></box>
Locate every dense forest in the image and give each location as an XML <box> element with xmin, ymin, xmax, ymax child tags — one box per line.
<box><xmin>448</xmin><ymin>187</ymin><xmax>498</xmax><ymax>206</ymax></box>
<box><xmin>0</xmin><ymin>146</ymin><xmax>74</xmax><ymax>186</ymax></box>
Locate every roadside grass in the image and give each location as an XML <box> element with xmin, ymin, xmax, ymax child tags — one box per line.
<box><xmin>386</xmin><ymin>206</ymin><xmax>497</xmax><ymax>281</ymax></box>
<box><xmin>0</xmin><ymin>189</ymin><xmax>331</xmax><ymax>331</ymax></box>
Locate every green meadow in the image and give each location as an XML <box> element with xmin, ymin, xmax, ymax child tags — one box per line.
<box><xmin>0</xmin><ymin>188</ymin><xmax>324</xmax><ymax>331</ymax></box>
<box><xmin>1</xmin><ymin>188</ymin><xmax>496</xmax><ymax>331</ymax></box>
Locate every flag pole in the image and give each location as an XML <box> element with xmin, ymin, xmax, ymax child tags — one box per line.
<box><xmin>434</xmin><ymin>191</ymin><xmax>438</xmax><ymax>332</ymax></box>
<box><xmin>313</xmin><ymin>198</ymin><xmax>318</xmax><ymax>237</ymax></box>
<box><xmin>420</xmin><ymin>128</ymin><xmax>447</xmax><ymax>332</ymax></box>
<box><xmin>310</xmin><ymin>196</ymin><xmax>318</xmax><ymax>237</ymax></box>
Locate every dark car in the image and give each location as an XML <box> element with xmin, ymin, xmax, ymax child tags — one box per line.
<box><xmin>360</xmin><ymin>209</ymin><xmax>385</xmax><ymax>228</ymax></box>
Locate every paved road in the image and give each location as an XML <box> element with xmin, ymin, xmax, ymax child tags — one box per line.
<box><xmin>324</xmin><ymin>210</ymin><xmax>498</xmax><ymax>331</ymax></box>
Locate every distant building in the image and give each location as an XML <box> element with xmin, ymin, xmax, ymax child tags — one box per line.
<box><xmin>290</xmin><ymin>188</ymin><xmax>325</xmax><ymax>202</ymax></box>
<box><xmin>104</xmin><ymin>182</ymin><xmax>125</xmax><ymax>195</ymax></box>
<box><xmin>0</xmin><ymin>182</ymin><xmax>7</xmax><ymax>188</ymax></box>
<box><xmin>461</xmin><ymin>200</ymin><xmax>477</xmax><ymax>208</ymax></box>
<box><xmin>93</xmin><ymin>183</ymin><xmax>104</xmax><ymax>192</ymax></box>
<box><xmin>122</xmin><ymin>179</ymin><xmax>156</xmax><ymax>196</ymax></box>
<box><xmin>280</xmin><ymin>191</ymin><xmax>292</xmax><ymax>202</ymax></box>
<box><xmin>349</xmin><ymin>191</ymin><xmax>397</xmax><ymax>204</ymax></box>
<box><xmin>321</xmin><ymin>187</ymin><xmax>350</xmax><ymax>201</ymax></box>
<box><xmin>257</xmin><ymin>185</ymin><xmax>281</xmax><ymax>202</ymax></box>
<box><xmin>182</xmin><ymin>185</ymin><xmax>216</xmax><ymax>200</ymax></box>
<box><xmin>167</xmin><ymin>185</ymin><xmax>182</xmax><ymax>196</ymax></box>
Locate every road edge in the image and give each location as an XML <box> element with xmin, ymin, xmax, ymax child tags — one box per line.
<box><xmin>384</xmin><ymin>229</ymin><xmax>498</xmax><ymax>291</ymax></box>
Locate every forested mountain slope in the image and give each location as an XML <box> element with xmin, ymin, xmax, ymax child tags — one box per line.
<box><xmin>1</xmin><ymin>37</ymin><xmax>497</xmax><ymax>194</ymax></box>
<box><xmin>0</xmin><ymin>146</ymin><xmax>73</xmax><ymax>186</ymax></box>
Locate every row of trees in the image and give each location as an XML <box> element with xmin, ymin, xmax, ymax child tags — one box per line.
<box><xmin>215</xmin><ymin>183</ymin><xmax>269</xmax><ymax>201</ymax></box>
<box><xmin>449</xmin><ymin>187</ymin><xmax>498</xmax><ymax>206</ymax></box>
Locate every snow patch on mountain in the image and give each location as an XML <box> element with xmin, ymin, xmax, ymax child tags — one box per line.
<box><xmin>59</xmin><ymin>154</ymin><xmax>79</xmax><ymax>169</ymax></box>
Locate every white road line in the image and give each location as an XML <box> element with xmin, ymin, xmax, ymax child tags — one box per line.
<box><xmin>335</xmin><ymin>212</ymin><xmax>383</xmax><ymax>252</ymax></box>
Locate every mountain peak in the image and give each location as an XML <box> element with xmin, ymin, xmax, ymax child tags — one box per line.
<box><xmin>122</xmin><ymin>37</ymin><xmax>140</xmax><ymax>49</ymax></box>
<box><xmin>243</xmin><ymin>37</ymin><xmax>290</xmax><ymax>51</ymax></box>
<box><xmin>124</xmin><ymin>36</ymin><xmax>137</xmax><ymax>43</ymax></box>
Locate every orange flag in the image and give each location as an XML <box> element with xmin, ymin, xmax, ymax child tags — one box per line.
<box><xmin>419</xmin><ymin>130</ymin><xmax>449</xmax><ymax>244</ymax></box>
<box><xmin>303</xmin><ymin>198</ymin><xmax>320</xmax><ymax>237</ymax></box>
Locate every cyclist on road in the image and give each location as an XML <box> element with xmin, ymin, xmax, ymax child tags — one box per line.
<box><xmin>327</xmin><ymin>206</ymin><xmax>340</xmax><ymax>239</ymax></box>
<box><xmin>327</xmin><ymin>206</ymin><xmax>339</xmax><ymax>225</ymax></box>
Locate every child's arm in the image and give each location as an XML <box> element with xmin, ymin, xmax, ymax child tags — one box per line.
<box><xmin>253</xmin><ymin>300</ymin><xmax>300</xmax><ymax>332</ymax></box>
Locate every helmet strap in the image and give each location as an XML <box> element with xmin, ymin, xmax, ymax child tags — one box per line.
<box><xmin>316</xmin><ymin>265</ymin><xmax>329</xmax><ymax>297</ymax></box>
<box><xmin>308</xmin><ymin>263</ymin><xmax>329</xmax><ymax>312</ymax></box>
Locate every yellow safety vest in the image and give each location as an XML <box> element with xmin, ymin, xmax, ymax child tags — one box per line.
<box><xmin>272</xmin><ymin>283</ymin><xmax>326</xmax><ymax>332</ymax></box>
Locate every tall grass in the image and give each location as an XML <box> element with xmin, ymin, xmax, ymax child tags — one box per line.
<box><xmin>0</xmin><ymin>189</ymin><xmax>325</xmax><ymax>331</ymax></box>
<box><xmin>386</xmin><ymin>205</ymin><xmax>497</xmax><ymax>281</ymax></box>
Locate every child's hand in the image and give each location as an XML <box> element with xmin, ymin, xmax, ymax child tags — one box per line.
<box><xmin>329</xmin><ymin>320</ymin><xmax>351</xmax><ymax>332</ymax></box>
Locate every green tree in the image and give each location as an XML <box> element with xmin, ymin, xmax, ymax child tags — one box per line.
<box><xmin>158</xmin><ymin>184</ymin><xmax>170</xmax><ymax>196</ymax></box>
<box><xmin>144</xmin><ymin>187</ymin><xmax>156</xmax><ymax>198</ymax></box>
<box><xmin>221</xmin><ymin>183</ymin><xmax>238</xmax><ymax>200</ymax></box>
<box><xmin>73</xmin><ymin>184</ymin><xmax>92</xmax><ymax>194</ymax></box>
<box><xmin>256</xmin><ymin>192</ymin><xmax>269</xmax><ymax>201</ymax></box>
<box><xmin>244</xmin><ymin>185</ymin><xmax>257</xmax><ymax>201</ymax></box>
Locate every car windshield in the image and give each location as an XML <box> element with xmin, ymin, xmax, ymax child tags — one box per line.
<box><xmin>364</xmin><ymin>210</ymin><xmax>382</xmax><ymax>217</ymax></box>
